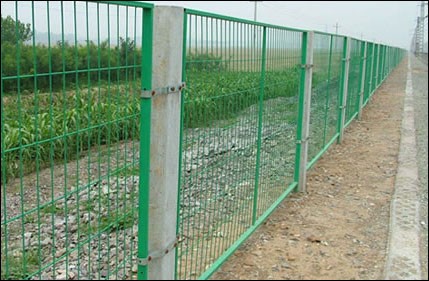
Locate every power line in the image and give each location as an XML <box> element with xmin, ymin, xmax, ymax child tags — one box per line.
<box><xmin>261</xmin><ymin>2</ymin><xmax>363</xmax><ymax>38</ymax></box>
<box><xmin>261</xmin><ymin>2</ymin><xmax>328</xmax><ymax>29</ymax></box>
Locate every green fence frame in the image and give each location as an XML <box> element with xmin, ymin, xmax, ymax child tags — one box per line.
<box><xmin>306</xmin><ymin>32</ymin><xmax>343</xmax><ymax>169</ymax></box>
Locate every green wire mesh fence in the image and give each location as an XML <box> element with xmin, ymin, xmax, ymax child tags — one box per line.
<box><xmin>1</xmin><ymin>1</ymin><xmax>153</xmax><ymax>280</ymax></box>
<box><xmin>306</xmin><ymin>32</ymin><xmax>343</xmax><ymax>168</ymax></box>
<box><xmin>177</xmin><ymin>11</ymin><xmax>303</xmax><ymax>279</ymax></box>
<box><xmin>364</xmin><ymin>42</ymin><xmax>374</xmax><ymax>105</ymax></box>
<box><xmin>176</xmin><ymin>9</ymin><xmax>405</xmax><ymax>280</ymax></box>
<box><xmin>256</xmin><ymin>26</ymin><xmax>302</xmax><ymax>220</ymax></box>
<box><xmin>1</xmin><ymin>2</ymin><xmax>405</xmax><ymax>280</ymax></box>
<box><xmin>344</xmin><ymin>38</ymin><xmax>362</xmax><ymax>126</ymax></box>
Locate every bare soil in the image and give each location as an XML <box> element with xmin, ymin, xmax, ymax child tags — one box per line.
<box><xmin>211</xmin><ymin>60</ymin><xmax>407</xmax><ymax>280</ymax></box>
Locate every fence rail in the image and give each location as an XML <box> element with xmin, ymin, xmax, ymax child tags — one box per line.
<box><xmin>1</xmin><ymin>1</ymin><xmax>405</xmax><ymax>280</ymax></box>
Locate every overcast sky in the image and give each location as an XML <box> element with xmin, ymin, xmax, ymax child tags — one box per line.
<box><xmin>2</xmin><ymin>1</ymin><xmax>427</xmax><ymax>50</ymax></box>
<box><xmin>147</xmin><ymin>1</ymin><xmax>427</xmax><ymax>50</ymax></box>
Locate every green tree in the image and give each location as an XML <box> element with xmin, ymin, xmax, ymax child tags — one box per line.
<box><xmin>1</xmin><ymin>14</ymin><xmax>32</xmax><ymax>44</ymax></box>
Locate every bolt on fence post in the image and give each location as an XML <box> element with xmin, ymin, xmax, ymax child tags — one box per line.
<box><xmin>295</xmin><ymin>31</ymin><xmax>314</xmax><ymax>193</ymax></box>
<box><xmin>141</xmin><ymin>6</ymin><xmax>184</xmax><ymax>280</ymax></box>
<box><xmin>358</xmin><ymin>41</ymin><xmax>367</xmax><ymax>120</ymax></box>
<box><xmin>337</xmin><ymin>36</ymin><xmax>351</xmax><ymax>144</ymax></box>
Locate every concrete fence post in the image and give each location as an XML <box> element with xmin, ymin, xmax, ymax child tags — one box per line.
<box><xmin>297</xmin><ymin>31</ymin><xmax>314</xmax><ymax>193</ymax></box>
<box><xmin>143</xmin><ymin>6</ymin><xmax>184</xmax><ymax>280</ymax></box>
<box><xmin>338</xmin><ymin>36</ymin><xmax>351</xmax><ymax>143</ymax></box>
<box><xmin>358</xmin><ymin>41</ymin><xmax>367</xmax><ymax>120</ymax></box>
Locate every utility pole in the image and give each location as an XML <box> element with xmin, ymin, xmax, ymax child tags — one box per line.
<box><xmin>250</xmin><ymin>1</ymin><xmax>262</xmax><ymax>48</ymax></box>
<box><xmin>333</xmin><ymin>22</ymin><xmax>340</xmax><ymax>35</ymax></box>
<box><xmin>254</xmin><ymin>1</ymin><xmax>257</xmax><ymax>21</ymax></box>
<box><xmin>250</xmin><ymin>1</ymin><xmax>263</xmax><ymax>21</ymax></box>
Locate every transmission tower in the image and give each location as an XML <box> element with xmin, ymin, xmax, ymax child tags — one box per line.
<box><xmin>415</xmin><ymin>1</ymin><xmax>428</xmax><ymax>54</ymax></box>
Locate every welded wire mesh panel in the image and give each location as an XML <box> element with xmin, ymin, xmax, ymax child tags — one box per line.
<box><xmin>363</xmin><ymin>42</ymin><xmax>374</xmax><ymax>105</ymax></box>
<box><xmin>178</xmin><ymin>12</ymin><xmax>262</xmax><ymax>280</ymax></box>
<box><xmin>345</xmin><ymin>39</ymin><xmax>362</xmax><ymax>125</ymax></box>
<box><xmin>385</xmin><ymin>46</ymin><xmax>390</xmax><ymax>77</ymax></box>
<box><xmin>1</xmin><ymin>1</ymin><xmax>152</xmax><ymax>280</ymax></box>
<box><xmin>379</xmin><ymin>45</ymin><xmax>386</xmax><ymax>82</ymax></box>
<box><xmin>389</xmin><ymin>47</ymin><xmax>396</xmax><ymax>76</ymax></box>
<box><xmin>380</xmin><ymin>45</ymin><xmax>386</xmax><ymax>83</ymax></box>
<box><xmin>374</xmin><ymin>44</ymin><xmax>382</xmax><ymax>88</ymax></box>
<box><xmin>385</xmin><ymin>47</ymin><xmax>390</xmax><ymax>77</ymax></box>
<box><xmin>371</xmin><ymin>44</ymin><xmax>379</xmax><ymax>95</ymax></box>
<box><xmin>177</xmin><ymin>10</ymin><xmax>303</xmax><ymax>279</ymax></box>
<box><xmin>256</xmin><ymin>27</ymin><xmax>301</xmax><ymax>218</ymax></box>
<box><xmin>307</xmin><ymin>33</ymin><xmax>343</xmax><ymax>165</ymax></box>
<box><xmin>378</xmin><ymin>45</ymin><xmax>383</xmax><ymax>83</ymax></box>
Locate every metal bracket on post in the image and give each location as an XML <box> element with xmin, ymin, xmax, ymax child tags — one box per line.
<box><xmin>296</xmin><ymin>137</ymin><xmax>310</xmax><ymax>145</ymax></box>
<box><xmin>300</xmin><ymin>64</ymin><xmax>314</xmax><ymax>69</ymax></box>
<box><xmin>139</xmin><ymin>236</ymin><xmax>179</xmax><ymax>266</ymax></box>
<box><xmin>141</xmin><ymin>82</ymin><xmax>185</xmax><ymax>99</ymax></box>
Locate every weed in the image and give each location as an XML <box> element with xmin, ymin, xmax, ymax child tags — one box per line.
<box><xmin>0</xmin><ymin>249</ymin><xmax>40</xmax><ymax>280</ymax></box>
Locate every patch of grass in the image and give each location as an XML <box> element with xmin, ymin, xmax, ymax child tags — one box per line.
<box><xmin>113</xmin><ymin>166</ymin><xmax>140</xmax><ymax>177</ymax></box>
<box><xmin>104</xmin><ymin>211</ymin><xmax>135</xmax><ymax>232</ymax></box>
<box><xmin>82</xmin><ymin>209</ymin><xmax>136</xmax><ymax>236</ymax></box>
<box><xmin>83</xmin><ymin>201</ymin><xmax>95</xmax><ymax>212</ymax></box>
<box><xmin>40</xmin><ymin>204</ymin><xmax>64</xmax><ymax>216</ymax></box>
<box><xmin>1</xmin><ymin>249</ymin><xmax>40</xmax><ymax>280</ymax></box>
<box><xmin>23</xmin><ymin>214</ymin><xmax>37</xmax><ymax>224</ymax></box>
